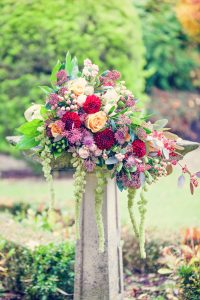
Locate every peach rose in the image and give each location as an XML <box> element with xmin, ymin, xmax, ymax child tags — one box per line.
<box><xmin>49</xmin><ymin>121</ymin><xmax>64</xmax><ymax>138</ymax></box>
<box><xmin>68</xmin><ymin>78</ymin><xmax>87</xmax><ymax>96</ymax></box>
<box><xmin>85</xmin><ymin>111</ymin><xmax>107</xmax><ymax>133</ymax></box>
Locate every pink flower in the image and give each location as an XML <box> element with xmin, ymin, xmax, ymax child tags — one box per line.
<box><xmin>78</xmin><ymin>147</ymin><xmax>90</xmax><ymax>159</ymax></box>
<box><xmin>67</xmin><ymin>128</ymin><xmax>83</xmax><ymax>144</ymax></box>
<box><xmin>83</xmin><ymin>160</ymin><xmax>96</xmax><ymax>172</ymax></box>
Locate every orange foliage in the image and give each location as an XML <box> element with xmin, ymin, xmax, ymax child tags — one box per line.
<box><xmin>176</xmin><ymin>0</ymin><xmax>200</xmax><ymax>41</ymax></box>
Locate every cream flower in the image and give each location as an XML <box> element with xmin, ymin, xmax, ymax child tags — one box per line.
<box><xmin>85</xmin><ymin>85</ymin><xmax>94</xmax><ymax>95</ymax></box>
<box><xmin>68</xmin><ymin>78</ymin><xmax>87</xmax><ymax>96</ymax></box>
<box><xmin>85</xmin><ymin>111</ymin><xmax>107</xmax><ymax>133</ymax></box>
<box><xmin>24</xmin><ymin>104</ymin><xmax>43</xmax><ymax>121</ymax></box>
<box><xmin>77</xmin><ymin>95</ymin><xmax>87</xmax><ymax>107</ymax></box>
<box><xmin>102</xmin><ymin>88</ymin><xmax>119</xmax><ymax>104</ymax></box>
<box><xmin>78</xmin><ymin>147</ymin><xmax>90</xmax><ymax>159</ymax></box>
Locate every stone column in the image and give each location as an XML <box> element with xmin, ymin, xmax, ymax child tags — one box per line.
<box><xmin>74</xmin><ymin>173</ymin><xmax>124</xmax><ymax>300</ymax></box>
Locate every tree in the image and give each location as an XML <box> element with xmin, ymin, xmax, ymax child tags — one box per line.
<box><xmin>0</xmin><ymin>0</ymin><xmax>146</xmax><ymax>153</ymax></box>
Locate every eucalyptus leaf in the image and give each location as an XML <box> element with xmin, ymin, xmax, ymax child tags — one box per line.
<box><xmin>116</xmin><ymin>180</ymin><xmax>124</xmax><ymax>192</ymax></box>
<box><xmin>153</xmin><ymin>119</ymin><xmax>168</xmax><ymax>131</ymax></box>
<box><xmin>162</xmin><ymin>148</ymin><xmax>169</xmax><ymax>160</ymax></box>
<box><xmin>178</xmin><ymin>174</ymin><xmax>185</xmax><ymax>188</ymax></box>
<box><xmin>105</xmin><ymin>156</ymin><xmax>118</xmax><ymax>165</ymax></box>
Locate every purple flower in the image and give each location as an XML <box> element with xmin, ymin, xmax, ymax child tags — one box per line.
<box><xmin>83</xmin><ymin>135</ymin><xmax>94</xmax><ymax>148</ymax></box>
<box><xmin>120</xmin><ymin>172</ymin><xmax>141</xmax><ymax>189</ymax></box>
<box><xmin>67</xmin><ymin>128</ymin><xmax>83</xmax><ymax>144</ymax></box>
<box><xmin>47</xmin><ymin>93</ymin><xmax>60</xmax><ymax>109</ymax></box>
<box><xmin>115</xmin><ymin>130</ymin><xmax>125</xmax><ymax>145</ymax></box>
<box><xmin>83</xmin><ymin>159</ymin><xmax>96</xmax><ymax>172</ymax></box>
<box><xmin>56</xmin><ymin>70</ymin><xmax>68</xmax><ymax>85</ymax></box>
<box><xmin>125</xmin><ymin>156</ymin><xmax>136</xmax><ymax>168</ymax></box>
<box><xmin>117</xmin><ymin>115</ymin><xmax>131</xmax><ymax>125</ymax></box>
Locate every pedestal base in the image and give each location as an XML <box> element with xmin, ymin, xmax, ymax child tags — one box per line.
<box><xmin>74</xmin><ymin>174</ymin><xmax>123</xmax><ymax>300</ymax></box>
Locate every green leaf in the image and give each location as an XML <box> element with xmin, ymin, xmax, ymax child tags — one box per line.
<box><xmin>71</xmin><ymin>56</ymin><xmax>79</xmax><ymax>79</ymax></box>
<box><xmin>158</xmin><ymin>268</ymin><xmax>172</xmax><ymax>275</ymax></box>
<box><xmin>54</xmin><ymin>151</ymin><xmax>63</xmax><ymax>159</ymax></box>
<box><xmin>51</xmin><ymin>60</ymin><xmax>61</xmax><ymax>87</ymax></box>
<box><xmin>108</xmin><ymin>105</ymin><xmax>116</xmax><ymax>115</ymax></box>
<box><xmin>131</xmin><ymin>117</ymin><xmax>143</xmax><ymax>126</ymax></box>
<box><xmin>17</xmin><ymin>119</ymin><xmax>42</xmax><ymax>137</ymax></box>
<box><xmin>65</xmin><ymin>52</ymin><xmax>73</xmax><ymax>76</ymax></box>
<box><xmin>40</xmin><ymin>106</ymin><xmax>48</xmax><ymax>118</ymax></box>
<box><xmin>116</xmin><ymin>180</ymin><xmax>124</xmax><ymax>192</ymax></box>
<box><xmin>39</xmin><ymin>86</ymin><xmax>54</xmax><ymax>94</ymax></box>
<box><xmin>16</xmin><ymin>136</ymin><xmax>40</xmax><ymax>150</ymax></box>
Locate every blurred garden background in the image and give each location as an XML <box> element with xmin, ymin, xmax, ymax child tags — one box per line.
<box><xmin>0</xmin><ymin>0</ymin><xmax>200</xmax><ymax>299</ymax></box>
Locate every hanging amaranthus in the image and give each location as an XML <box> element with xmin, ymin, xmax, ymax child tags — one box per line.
<box><xmin>95</xmin><ymin>168</ymin><xmax>109</xmax><ymax>252</ymax></box>
<box><xmin>72</xmin><ymin>156</ymin><xmax>86</xmax><ymax>239</ymax></box>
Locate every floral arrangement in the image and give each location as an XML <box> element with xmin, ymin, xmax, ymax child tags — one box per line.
<box><xmin>15</xmin><ymin>53</ymin><xmax>200</xmax><ymax>258</ymax></box>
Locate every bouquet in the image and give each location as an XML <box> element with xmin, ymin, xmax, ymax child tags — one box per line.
<box><xmin>15</xmin><ymin>53</ymin><xmax>200</xmax><ymax>258</ymax></box>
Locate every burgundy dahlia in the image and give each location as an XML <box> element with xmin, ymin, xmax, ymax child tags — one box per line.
<box><xmin>83</xmin><ymin>95</ymin><xmax>101</xmax><ymax>114</ymax></box>
<box><xmin>132</xmin><ymin>139</ymin><xmax>146</xmax><ymax>158</ymax></box>
<box><xmin>56</xmin><ymin>70</ymin><xmax>68</xmax><ymax>85</ymax></box>
<box><xmin>94</xmin><ymin>128</ymin><xmax>115</xmax><ymax>150</ymax></box>
<box><xmin>62</xmin><ymin>112</ymin><xmax>81</xmax><ymax>130</ymax></box>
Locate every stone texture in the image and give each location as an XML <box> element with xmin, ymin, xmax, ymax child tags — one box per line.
<box><xmin>74</xmin><ymin>173</ymin><xmax>123</xmax><ymax>300</ymax></box>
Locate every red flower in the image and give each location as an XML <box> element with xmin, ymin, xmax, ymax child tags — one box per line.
<box><xmin>132</xmin><ymin>139</ymin><xmax>146</xmax><ymax>158</ymax></box>
<box><xmin>94</xmin><ymin>128</ymin><xmax>115</xmax><ymax>150</ymax></box>
<box><xmin>83</xmin><ymin>95</ymin><xmax>101</xmax><ymax>114</ymax></box>
<box><xmin>62</xmin><ymin>112</ymin><xmax>81</xmax><ymax>130</ymax></box>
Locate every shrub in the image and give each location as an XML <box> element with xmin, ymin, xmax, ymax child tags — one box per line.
<box><xmin>134</xmin><ymin>0</ymin><xmax>199</xmax><ymax>91</ymax></box>
<box><xmin>122</xmin><ymin>227</ymin><xmax>172</xmax><ymax>273</ymax></box>
<box><xmin>0</xmin><ymin>0</ymin><xmax>146</xmax><ymax>153</ymax></box>
<box><xmin>0</xmin><ymin>239</ymin><xmax>75</xmax><ymax>299</ymax></box>
<box><xmin>178</xmin><ymin>263</ymin><xmax>200</xmax><ymax>300</ymax></box>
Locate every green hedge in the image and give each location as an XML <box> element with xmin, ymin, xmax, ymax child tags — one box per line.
<box><xmin>134</xmin><ymin>0</ymin><xmax>199</xmax><ymax>91</ymax></box>
<box><xmin>0</xmin><ymin>239</ymin><xmax>75</xmax><ymax>299</ymax></box>
<box><xmin>0</xmin><ymin>0</ymin><xmax>146</xmax><ymax>153</ymax></box>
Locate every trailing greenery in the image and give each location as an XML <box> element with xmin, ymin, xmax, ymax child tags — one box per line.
<box><xmin>0</xmin><ymin>0</ymin><xmax>146</xmax><ymax>153</ymax></box>
<box><xmin>0</xmin><ymin>239</ymin><xmax>75</xmax><ymax>299</ymax></box>
<box><xmin>134</xmin><ymin>0</ymin><xmax>199</xmax><ymax>91</ymax></box>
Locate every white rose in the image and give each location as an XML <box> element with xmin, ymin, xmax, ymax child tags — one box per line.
<box><xmin>68</xmin><ymin>78</ymin><xmax>87</xmax><ymax>96</ymax></box>
<box><xmin>103</xmin><ymin>88</ymin><xmax>119</xmax><ymax>104</ymax></box>
<box><xmin>85</xmin><ymin>85</ymin><xmax>94</xmax><ymax>95</ymax></box>
<box><xmin>77</xmin><ymin>95</ymin><xmax>87</xmax><ymax>107</ymax></box>
<box><xmin>78</xmin><ymin>147</ymin><xmax>90</xmax><ymax>159</ymax></box>
<box><xmin>24</xmin><ymin>104</ymin><xmax>43</xmax><ymax>122</ymax></box>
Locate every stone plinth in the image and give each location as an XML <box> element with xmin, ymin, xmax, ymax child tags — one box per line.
<box><xmin>74</xmin><ymin>173</ymin><xmax>123</xmax><ymax>300</ymax></box>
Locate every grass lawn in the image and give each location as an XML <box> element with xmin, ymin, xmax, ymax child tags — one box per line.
<box><xmin>0</xmin><ymin>168</ymin><xmax>200</xmax><ymax>234</ymax></box>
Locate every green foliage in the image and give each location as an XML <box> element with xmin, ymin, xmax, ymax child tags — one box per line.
<box><xmin>0</xmin><ymin>0</ymin><xmax>146</xmax><ymax>153</ymax></box>
<box><xmin>178</xmin><ymin>263</ymin><xmax>200</xmax><ymax>300</ymax></box>
<box><xmin>0</xmin><ymin>239</ymin><xmax>75</xmax><ymax>299</ymax></box>
<box><xmin>26</xmin><ymin>243</ymin><xmax>75</xmax><ymax>300</ymax></box>
<box><xmin>134</xmin><ymin>0</ymin><xmax>199</xmax><ymax>91</ymax></box>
